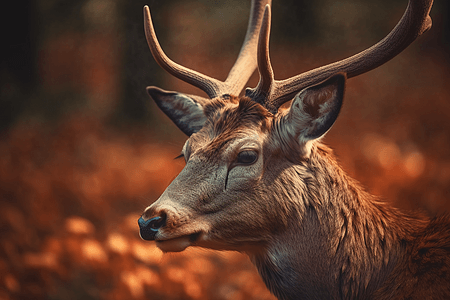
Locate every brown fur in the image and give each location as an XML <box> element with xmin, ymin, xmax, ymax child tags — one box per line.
<box><xmin>299</xmin><ymin>144</ymin><xmax>450</xmax><ymax>299</ymax></box>
<box><xmin>200</xmin><ymin>96</ymin><xmax>272</xmax><ymax>158</ymax></box>
<box><xmin>207</xmin><ymin>99</ymin><xmax>450</xmax><ymax>299</ymax></box>
<box><xmin>143</xmin><ymin>96</ymin><xmax>450</xmax><ymax>300</ymax></box>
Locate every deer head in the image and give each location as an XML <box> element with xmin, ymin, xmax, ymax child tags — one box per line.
<box><xmin>138</xmin><ymin>0</ymin><xmax>433</xmax><ymax>259</ymax></box>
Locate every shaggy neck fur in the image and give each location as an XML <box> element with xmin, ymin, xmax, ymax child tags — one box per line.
<box><xmin>250</xmin><ymin>143</ymin><xmax>428</xmax><ymax>300</ymax></box>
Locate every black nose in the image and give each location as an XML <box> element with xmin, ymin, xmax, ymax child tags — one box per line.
<box><xmin>138</xmin><ymin>215</ymin><xmax>166</xmax><ymax>240</ymax></box>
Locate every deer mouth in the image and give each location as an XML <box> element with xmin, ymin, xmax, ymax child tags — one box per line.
<box><xmin>155</xmin><ymin>232</ymin><xmax>201</xmax><ymax>252</ymax></box>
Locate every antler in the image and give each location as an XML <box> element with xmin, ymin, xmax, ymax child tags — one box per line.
<box><xmin>144</xmin><ymin>0</ymin><xmax>271</xmax><ymax>99</ymax></box>
<box><xmin>246</xmin><ymin>0</ymin><xmax>434</xmax><ymax>113</ymax></box>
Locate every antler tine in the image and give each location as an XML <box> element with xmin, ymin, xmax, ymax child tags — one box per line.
<box><xmin>144</xmin><ymin>5</ymin><xmax>224</xmax><ymax>99</ymax></box>
<box><xmin>224</xmin><ymin>0</ymin><xmax>272</xmax><ymax>96</ymax></box>
<box><xmin>144</xmin><ymin>1</ymin><xmax>271</xmax><ymax>99</ymax></box>
<box><xmin>254</xmin><ymin>0</ymin><xmax>433</xmax><ymax>113</ymax></box>
<box><xmin>245</xmin><ymin>5</ymin><xmax>274</xmax><ymax>105</ymax></box>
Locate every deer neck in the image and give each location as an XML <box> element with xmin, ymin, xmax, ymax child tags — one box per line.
<box><xmin>250</xmin><ymin>144</ymin><xmax>427</xmax><ymax>300</ymax></box>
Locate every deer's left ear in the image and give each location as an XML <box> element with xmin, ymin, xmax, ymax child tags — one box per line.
<box><xmin>147</xmin><ymin>86</ymin><xmax>208</xmax><ymax>136</ymax></box>
<box><xmin>283</xmin><ymin>73</ymin><xmax>345</xmax><ymax>146</ymax></box>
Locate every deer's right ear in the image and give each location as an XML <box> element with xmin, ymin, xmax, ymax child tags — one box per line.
<box><xmin>282</xmin><ymin>73</ymin><xmax>345</xmax><ymax>152</ymax></box>
<box><xmin>147</xmin><ymin>87</ymin><xmax>208</xmax><ymax>136</ymax></box>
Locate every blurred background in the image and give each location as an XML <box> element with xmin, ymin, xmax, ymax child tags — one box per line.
<box><xmin>1</xmin><ymin>0</ymin><xmax>449</xmax><ymax>299</ymax></box>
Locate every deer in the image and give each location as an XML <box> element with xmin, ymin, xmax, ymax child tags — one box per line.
<box><xmin>137</xmin><ymin>0</ymin><xmax>450</xmax><ymax>299</ymax></box>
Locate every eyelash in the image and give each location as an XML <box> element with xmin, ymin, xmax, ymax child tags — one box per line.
<box><xmin>175</xmin><ymin>145</ymin><xmax>258</xmax><ymax>166</ymax></box>
<box><xmin>174</xmin><ymin>153</ymin><xmax>184</xmax><ymax>160</ymax></box>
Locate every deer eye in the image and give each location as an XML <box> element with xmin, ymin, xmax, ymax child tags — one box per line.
<box><xmin>237</xmin><ymin>150</ymin><xmax>258</xmax><ymax>165</ymax></box>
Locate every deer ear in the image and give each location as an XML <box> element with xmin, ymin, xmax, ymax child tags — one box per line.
<box><xmin>147</xmin><ymin>86</ymin><xmax>208</xmax><ymax>136</ymax></box>
<box><xmin>284</xmin><ymin>73</ymin><xmax>345</xmax><ymax>145</ymax></box>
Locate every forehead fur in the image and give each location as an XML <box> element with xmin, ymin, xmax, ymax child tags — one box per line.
<box><xmin>206</xmin><ymin>96</ymin><xmax>271</xmax><ymax>132</ymax></box>
<box><xmin>192</xmin><ymin>96</ymin><xmax>272</xmax><ymax>155</ymax></box>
